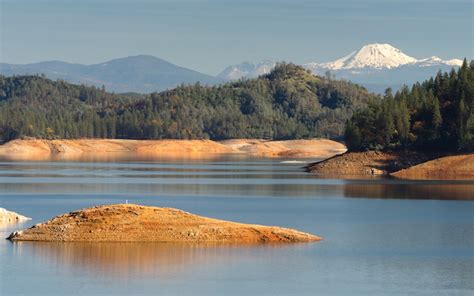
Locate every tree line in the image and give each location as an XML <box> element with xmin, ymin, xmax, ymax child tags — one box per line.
<box><xmin>345</xmin><ymin>59</ymin><xmax>473</xmax><ymax>152</ymax></box>
<box><xmin>0</xmin><ymin>63</ymin><xmax>375</xmax><ymax>143</ymax></box>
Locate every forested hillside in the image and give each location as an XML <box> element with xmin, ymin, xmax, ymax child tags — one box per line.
<box><xmin>0</xmin><ymin>63</ymin><xmax>375</xmax><ymax>143</ymax></box>
<box><xmin>345</xmin><ymin>59</ymin><xmax>473</xmax><ymax>152</ymax></box>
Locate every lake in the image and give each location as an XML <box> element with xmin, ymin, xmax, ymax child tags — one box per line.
<box><xmin>1</xmin><ymin>156</ymin><xmax>473</xmax><ymax>295</ymax></box>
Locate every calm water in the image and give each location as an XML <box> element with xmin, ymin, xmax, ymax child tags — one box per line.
<box><xmin>0</xmin><ymin>156</ymin><xmax>473</xmax><ymax>295</ymax></box>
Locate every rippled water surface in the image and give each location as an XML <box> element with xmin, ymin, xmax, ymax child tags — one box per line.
<box><xmin>1</xmin><ymin>156</ymin><xmax>473</xmax><ymax>295</ymax></box>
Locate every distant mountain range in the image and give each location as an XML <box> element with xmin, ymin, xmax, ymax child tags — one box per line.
<box><xmin>224</xmin><ymin>44</ymin><xmax>464</xmax><ymax>93</ymax></box>
<box><xmin>306</xmin><ymin>43</ymin><xmax>462</xmax><ymax>70</ymax></box>
<box><xmin>217</xmin><ymin>60</ymin><xmax>276</xmax><ymax>80</ymax></box>
<box><xmin>0</xmin><ymin>55</ymin><xmax>221</xmax><ymax>93</ymax></box>
<box><xmin>0</xmin><ymin>44</ymin><xmax>464</xmax><ymax>93</ymax></box>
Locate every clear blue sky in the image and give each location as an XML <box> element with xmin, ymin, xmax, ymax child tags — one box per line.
<box><xmin>0</xmin><ymin>0</ymin><xmax>472</xmax><ymax>75</ymax></box>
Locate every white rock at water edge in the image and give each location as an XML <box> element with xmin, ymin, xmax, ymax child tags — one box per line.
<box><xmin>0</xmin><ymin>208</ymin><xmax>31</xmax><ymax>222</ymax></box>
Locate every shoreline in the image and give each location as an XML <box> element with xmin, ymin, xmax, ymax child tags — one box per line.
<box><xmin>0</xmin><ymin>208</ymin><xmax>31</xmax><ymax>222</ymax></box>
<box><xmin>0</xmin><ymin>138</ymin><xmax>347</xmax><ymax>160</ymax></box>
<box><xmin>391</xmin><ymin>153</ymin><xmax>474</xmax><ymax>180</ymax></box>
<box><xmin>2</xmin><ymin>138</ymin><xmax>470</xmax><ymax>180</ymax></box>
<box><xmin>305</xmin><ymin>150</ymin><xmax>474</xmax><ymax>180</ymax></box>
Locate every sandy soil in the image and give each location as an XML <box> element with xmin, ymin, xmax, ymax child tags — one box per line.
<box><xmin>0</xmin><ymin>208</ymin><xmax>31</xmax><ymax>222</ymax></box>
<box><xmin>0</xmin><ymin>138</ymin><xmax>346</xmax><ymax>160</ymax></box>
<box><xmin>392</xmin><ymin>153</ymin><xmax>474</xmax><ymax>180</ymax></box>
<box><xmin>0</xmin><ymin>138</ymin><xmax>233</xmax><ymax>154</ymax></box>
<box><xmin>221</xmin><ymin>139</ymin><xmax>346</xmax><ymax>158</ymax></box>
<box><xmin>305</xmin><ymin>151</ymin><xmax>431</xmax><ymax>176</ymax></box>
<box><xmin>7</xmin><ymin>204</ymin><xmax>321</xmax><ymax>243</ymax></box>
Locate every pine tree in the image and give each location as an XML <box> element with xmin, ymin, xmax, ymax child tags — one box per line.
<box><xmin>432</xmin><ymin>95</ymin><xmax>442</xmax><ymax>133</ymax></box>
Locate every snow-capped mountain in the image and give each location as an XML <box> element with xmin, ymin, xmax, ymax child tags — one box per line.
<box><xmin>217</xmin><ymin>60</ymin><xmax>276</xmax><ymax>80</ymax></box>
<box><xmin>218</xmin><ymin>43</ymin><xmax>463</xmax><ymax>93</ymax></box>
<box><xmin>415</xmin><ymin>56</ymin><xmax>463</xmax><ymax>67</ymax></box>
<box><xmin>312</xmin><ymin>43</ymin><xmax>418</xmax><ymax>70</ymax></box>
<box><xmin>1</xmin><ymin>44</ymin><xmax>464</xmax><ymax>94</ymax></box>
<box><xmin>304</xmin><ymin>43</ymin><xmax>462</xmax><ymax>72</ymax></box>
<box><xmin>303</xmin><ymin>43</ymin><xmax>463</xmax><ymax>92</ymax></box>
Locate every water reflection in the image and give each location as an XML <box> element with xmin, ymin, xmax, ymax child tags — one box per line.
<box><xmin>344</xmin><ymin>183</ymin><xmax>474</xmax><ymax>200</ymax></box>
<box><xmin>1</xmin><ymin>158</ymin><xmax>474</xmax><ymax>295</ymax></box>
<box><xmin>10</xmin><ymin>241</ymin><xmax>301</xmax><ymax>278</ymax></box>
<box><xmin>0</xmin><ymin>152</ymin><xmax>250</xmax><ymax>162</ymax></box>
<box><xmin>1</xmin><ymin>155</ymin><xmax>474</xmax><ymax>200</ymax></box>
<box><xmin>0</xmin><ymin>220</ymin><xmax>30</xmax><ymax>231</ymax></box>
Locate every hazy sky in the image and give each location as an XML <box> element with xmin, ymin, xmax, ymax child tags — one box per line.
<box><xmin>1</xmin><ymin>0</ymin><xmax>472</xmax><ymax>75</ymax></box>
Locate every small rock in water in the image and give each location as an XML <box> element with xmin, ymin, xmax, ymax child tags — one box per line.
<box><xmin>7</xmin><ymin>231</ymin><xmax>23</xmax><ymax>240</ymax></box>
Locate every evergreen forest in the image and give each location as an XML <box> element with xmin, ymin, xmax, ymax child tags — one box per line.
<box><xmin>345</xmin><ymin>59</ymin><xmax>473</xmax><ymax>152</ymax></box>
<box><xmin>0</xmin><ymin>63</ymin><xmax>374</xmax><ymax>143</ymax></box>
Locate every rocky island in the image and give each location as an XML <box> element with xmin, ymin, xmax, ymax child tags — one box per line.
<box><xmin>7</xmin><ymin>204</ymin><xmax>321</xmax><ymax>243</ymax></box>
<box><xmin>0</xmin><ymin>208</ymin><xmax>31</xmax><ymax>222</ymax></box>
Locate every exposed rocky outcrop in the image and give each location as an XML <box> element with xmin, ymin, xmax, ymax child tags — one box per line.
<box><xmin>305</xmin><ymin>151</ymin><xmax>431</xmax><ymax>176</ymax></box>
<box><xmin>220</xmin><ymin>139</ymin><xmax>346</xmax><ymax>158</ymax></box>
<box><xmin>392</xmin><ymin>153</ymin><xmax>474</xmax><ymax>180</ymax></box>
<box><xmin>7</xmin><ymin>204</ymin><xmax>321</xmax><ymax>243</ymax></box>
<box><xmin>306</xmin><ymin>150</ymin><xmax>474</xmax><ymax>180</ymax></box>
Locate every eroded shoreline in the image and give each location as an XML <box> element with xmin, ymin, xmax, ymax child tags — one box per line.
<box><xmin>306</xmin><ymin>151</ymin><xmax>474</xmax><ymax>180</ymax></box>
<box><xmin>0</xmin><ymin>138</ymin><xmax>347</xmax><ymax>160</ymax></box>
